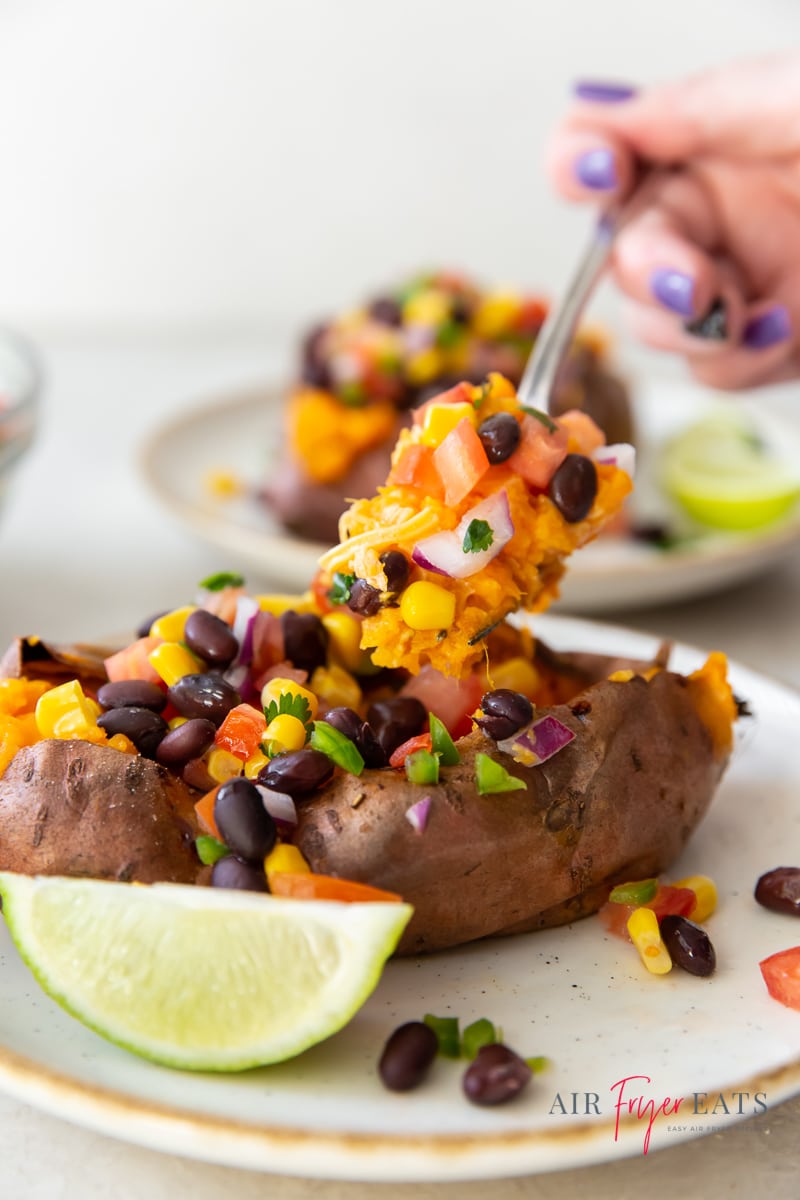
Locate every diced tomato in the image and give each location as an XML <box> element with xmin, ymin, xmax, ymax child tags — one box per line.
<box><xmin>760</xmin><ymin>946</ymin><xmax>800</xmax><ymax>1011</ymax></box>
<box><xmin>387</xmin><ymin>443</ymin><xmax>445</xmax><ymax>500</ymax></box>
<box><xmin>310</xmin><ymin>571</ymin><xmax>337</xmax><ymax>615</ymax></box>
<box><xmin>514</xmin><ymin>297</ymin><xmax>548</xmax><ymax>333</ymax></box>
<box><xmin>412</xmin><ymin>381</ymin><xmax>475</xmax><ymax>426</ymax></box>
<box><xmin>201</xmin><ymin>585</ymin><xmax>244</xmax><ymax>627</ymax></box>
<box><xmin>104</xmin><ymin>636</ymin><xmax>164</xmax><ymax>685</ymax></box>
<box><xmin>507</xmin><ymin>414</ymin><xmax>569</xmax><ymax>490</ymax></box>
<box><xmin>400</xmin><ymin>664</ymin><xmax>484</xmax><ymax>738</ymax></box>
<box><xmin>389</xmin><ymin>732</ymin><xmax>433</xmax><ymax>769</ymax></box>
<box><xmin>215</xmin><ymin>703</ymin><xmax>267</xmax><ymax>761</ymax></box>
<box><xmin>432</xmin><ymin>418</ymin><xmax>490</xmax><ymax>507</ymax></box>
<box><xmin>599</xmin><ymin>884</ymin><xmax>697</xmax><ymax>941</ymax></box>
<box><xmin>268</xmin><ymin>871</ymin><xmax>403</xmax><ymax>904</ymax></box>
<box><xmin>557</xmin><ymin>409</ymin><xmax>606</xmax><ymax>456</ymax></box>
<box><xmin>194</xmin><ymin>784</ymin><xmax>222</xmax><ymax>838</ymax></box>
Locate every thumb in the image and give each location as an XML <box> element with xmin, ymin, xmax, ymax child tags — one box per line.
<box><xmin>572</xmin><ymin>53</ymin><xmax>800</xmax><ymax>162</ymax></box>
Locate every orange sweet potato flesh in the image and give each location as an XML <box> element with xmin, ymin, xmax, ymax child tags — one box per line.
<box><xmin>294</xmin><ymin>668</ymin><xmax>731</xmax><ymax>955</ymax></box>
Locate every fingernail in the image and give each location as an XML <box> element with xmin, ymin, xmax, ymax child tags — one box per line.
<box><xmin>574</xmin><ymin>148</ymin><xmax>617</xmax><ymax>191</ymax></box>
<box><xmin>742</xmin><ymin>305</ymin><xmax>792</xmax><ymax>349</ymax></box>
<box><xmin>684</xmin><ymin>298</ymin><xmax>728</xmax><ymax>340</ymax></box>
<box><xmin>574</xmin><ymin>80</ymin><xmax>638</xmax><ymax>103</ymax></box>
<box><xmin>650</xmin><ymin>268</ymin><xmax>696</xmax><ymax>318</ymax></box>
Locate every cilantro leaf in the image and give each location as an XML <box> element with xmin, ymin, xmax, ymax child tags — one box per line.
<box><xmin>521</xmin><ymin>405</ymin><xmax>558</xmax><ymax>434</ymax></box>
<box><xmin>462</xmin><ymin>518</ymin><xmax>494</xmax><ymax>554</ymax></box>
<box><xmin>263</xmin><ymin>691</ymin><xmax>313</xmax><ymax>733</ymax></box>
<box><xmin>198</xmin><ymin>571</ymin><xmax>245</xmax><ymax>592</ymax></box>
<box><xmin>329</xmin><ymin>571</ymin><xmax>355</xmax><ymax>605</ymax></box>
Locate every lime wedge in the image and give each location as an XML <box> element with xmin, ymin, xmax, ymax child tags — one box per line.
<box><xmin>0</xmin><ymin>873</ymin><xmax>412</xmax><ymax>1071</ymax></box>
<box><xmin>661</xmin><ymin>412</ymin><xmax>800</xmax><ymax>531</ymax></box>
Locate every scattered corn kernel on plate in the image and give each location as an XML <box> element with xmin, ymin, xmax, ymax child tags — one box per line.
<box><xmin>1</xmin><ymin>613</ymin><xmax>800</xmax><ymax>1182</ymax></box>
<box><xmin>140</xmin><ymin>375</ymin><xmax>800</xmax><ymax>613</ymax></box>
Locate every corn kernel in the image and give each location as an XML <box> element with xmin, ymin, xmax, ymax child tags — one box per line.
<box><xmin>310</xmin><ymin>663</ymin><xmax>362</xmax><ymax>711</ymax></box>
<box><xmin>34</xmin><ymin>680</ymin><xmax>102</xmax><ymax>740</ymax></box>
<box><xmin>402</xmin><ymin>288</ymin><xmax>451</xmax><ymax>327</ymax></box>
<box><xmin>260</xmin><ymin>678</ymin><xmax>319</xmax><ymax>721</ymax></box>
<box><xmin>420</xmin><ymin>401</ymin><xmax>477</xmax><ymax>449</ymax></box>
<box><xmin>400</xmin><ymin>581</ymin><xmax>456</xmax><ymax>631</ymax></box>
<box><xmin>204</xmin><ymin>469</ymin><xmax>243</xmax><ymax>499</ymax></box>
<box><xmin>148</xmin><ymin>641</ymin><xmax>204</xmax><ymax>687</ymax></box>
<box><xmin>244</xmin><ymin>750</ymin><xmax>270</xmax><ymax>779</ymax></box>
<box><xmin>205</xmin><ymin>747</ymin><xmax>244</xmax><ymax>784</ymax></box>
<box><xmin>472</xmin><ymin>292</ymin><xmax>521</xmax><ymax>339</ymax></box>
<box><xmin>608</xmin><ymin>669</ymin><xmax>635</xmax><ymax>683</ymax></box>
<box><xmin>256</xmin><ymin>592</ymin><xmax>315</xmax><ymax>616</ymax></box>
<box><xmin>406</xmin><ymin>347</ymin><xmax>444</xmax><ymax>386</ymax></box>
<box><xmin>627</xmin><ymin>907</ymin><xmax>672</xmax><ymax>975</ymax></box>
<box><xmin>264</xmin><ymin>843</ymin><xmax>310</xmax><ymax>884</ymax></box>
<box><xmin>487</xmin><ymin>656</ymin><xmax>540</xmax><ymax>697</ymax></box>
<box><xmin>322</xmin><ymin>610</ymin><xmax>364</xmax><ymax>673</ymax></box>
<box><xmin>264</xmin><ymin>713</ymin><xmax>308</xmax><ymax>753</ymax></box>
<box><xmin>149</xmin><ymin>606</ymin><xmax>198</xmax><ymax>642</ymax></box>
<box><xmin>168</xmin><ymin>716</ymin><xmax>188</xmax><ymax>731</ymax></box>
<box><xmin>671</xmin><ymin>874</ymin><xmax>718</xmax><ymax>923</ymax></box>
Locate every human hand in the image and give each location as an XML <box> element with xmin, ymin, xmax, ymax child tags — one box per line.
<box><xmin>545</xmin><ymin>54</ymin><xmax>800</xmax><ymax>389</ymax></box>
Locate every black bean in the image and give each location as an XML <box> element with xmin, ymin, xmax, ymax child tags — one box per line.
<box><xmin>322</xmin><ymin>707</ymin><xmax>388</xmax><ymax>769</ymax></box>
<box><xmin>211</xmin><ymin>855</ymin><xmax>269</xmax><ymax>893</ymax></box>
<box><xmin>475</xmin><ymin>689</ymin><xmax>533</xmax><ymax>741</ymax></box>
<box><xmin>281</xmin><ymin>611</ymin><xmax>328</xmax><ymax>676</ymax></box>
<box><xmin>660</xmin><ymin>915</ymin><xmax>716</xmax><ymax>977</ymax></box>
<box><xmin>366</xmin><ymin>696</ymin><xmax>427</xmax><ymax>758</ymax></box>
<box><xmin>156</xmin><ymin>718</ymin><xmax>217</xmax><ymax>769</ymax></box>
<box><xmin>548</xmin><ymin>453</ymin><xmax>598</xmax><ymax>523</ymax></box>
<box><xmin>300</xmin><ymin>323</ymin><xmax>332</xmax><ymax>389</ymax></box>
<box><xmin>258</xmin><ymin>748</ymin><xmax>334</xmax><ymax>799</ymax></box>
<box><xmin>168</xmin><ymin>673</ymin><xmax>241</xmax><ymax>726</ymax></box>
<box><xmin>755</xmin><ymin>867</ymin><xmax>800</xmax><ymax>917</ymax></box>
<box><xmin>347</xmin><ymin>579</ymin><xmax>382</xmax><ymax>617</ymax></box>
<box><xmin>477</xmin><ymin>412</ymin><xmax>521</xmax><ymax>464</ymax></box>
<box><xmin>368</xmin><ymin>296</ymin><xmax>403</xmax><ymax>327</ymax></box>
<box><xmin>462</xmin><ymin>1044</ymin><xmax>532</xmax><ymax>1106</ymax></box>
<box><xmin>96</xmin><ymin>679</ymin><xmax>167</xmax><ymax>713</ymax></box>
<box><xmin>378</xmin><ymin>1022</ymin><xmax>439</xmax><ymax>1092</ymax></box>
<box><xmin>213</xmin><ymin>778</ymin><xmax>277</xmax><ymax>862</ymax></box>
<box><xmin>183</xmin><ymin>609</ymin><xmax>239</xmax><ymax>668</ymax></box>
<box><xmin>379</xmin><ymin>550</ymin><xmax>410</xmax><ymax>595</ymax></box>
<box><xmin>96</xmin><ymin>707</ymin><xmax>169</xmax><ymax>759</ymax></box>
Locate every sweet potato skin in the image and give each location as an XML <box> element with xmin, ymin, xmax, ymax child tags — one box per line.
<box><xmin>0</xmin><ymin>740</ymin><xmax>204</xmax><ymax>885</ymax></box>
<box><xmin>294</xmin><ymin>670</ymin><xmax>729</xmax><ymax>954</ymax></box>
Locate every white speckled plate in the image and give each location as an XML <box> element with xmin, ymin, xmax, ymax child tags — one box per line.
<box><xmin>139</xmin><ymin>377</ymin><xmax>800</xmax><ymax>612</ymax></box>
<box><xmin>1</xmin><ymin>614</ymin><xmax>799</xmax><ymax>1181</ymax></box>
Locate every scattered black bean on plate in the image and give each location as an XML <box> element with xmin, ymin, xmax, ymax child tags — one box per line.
<box><xmin>660</xmin><ymin>915</ymin><xmax>716</xmax><ymax>977</ymax></box>
<box><xmin>754</xmin><ymin>867</ymin><xmax>800</xmax><ymax>917</ymax></box>
<box><xmin>378</xmin><ymin>1021</ymin><xmax>439</xmax><ymax>1092</ymax></box>
<box><xmin>462</xmin><ymin>1044</ymin><xmax>532</xmax><ymax>1106</ymax></box>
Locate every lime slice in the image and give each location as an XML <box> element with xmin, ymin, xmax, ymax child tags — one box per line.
<box><xmin>661</xmin><ymin>412</ymin><xmax>800</xmax><ymax>531</ymax></box>
<box><xmin>0</xmin><ymin>873</ymin><xmax>412</xmax><ymax>1071</ymax></box>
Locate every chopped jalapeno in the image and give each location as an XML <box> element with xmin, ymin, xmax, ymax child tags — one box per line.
<box><xmin>423</xmin><ymin>1014</ymin><xmax>461</xmax><ymax>1058</ymax></box>
<box><xmin>475</xmin><ymin>752</ymin><xmax>526</xmax><ymax>795</ymax></box>
<box><xmin>405</xmin><ymin>748</ymin><xmax>440</xmax><ymax>785</ymax></box>
<box><xmin>609</xmin><ymin>878</ymin><xmax>659</xmax><ymax>906</ymax></box>
<box><xmin>309</xmin><ymin>720</ymin><xmax>365</xmax><ymax>776</ymax></box>
<box><xmin>429</xmin><ymin>713</ymin><xmax>460</xmax><ymax>765</ymax></box>
<box><xmin>461</xmin><ymin>1018</ymin><xmax>498</xmax><ymax>1060</ymax></box>
<box><xmin>195</xmin><ymin>835</ymin><xmax>229</xmax><ymax>866</ymax></box>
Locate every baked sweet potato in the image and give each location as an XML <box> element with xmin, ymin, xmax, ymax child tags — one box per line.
<box><xmin>294</xmin><ymin>661</ymin><xmax>734</xmax><ymax>954</ymax></box>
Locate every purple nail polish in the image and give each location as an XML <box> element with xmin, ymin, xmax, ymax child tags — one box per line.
<box><xmin>742</xmin><ymin>306</ymin><xmax>792</xmax><ymax>349</ymax></box>
<box><xmin>574</xmin><ymin>148</ymin><xmax>617</xmax><ymax>191</ymax></box>
<box><xmin>574</xmin><ymin>81</ymin><xmax>638</xmax><ymax>103</ymax></box>
<box><xmin>650</xmin><ymin>269</ymin><xmax>696</xmax><ymax>318</ymax></box>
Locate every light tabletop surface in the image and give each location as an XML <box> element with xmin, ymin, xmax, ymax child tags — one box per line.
<box><xmin>0</xmin><ymin>336</ymin><xmax>798</xmax><ymax>1199</ymax></box>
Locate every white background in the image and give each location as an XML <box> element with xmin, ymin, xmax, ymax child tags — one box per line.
<box><xmin>2</xmin><ymin>0</ymin><xmax>800</xmax><ymax>341</ymax></box>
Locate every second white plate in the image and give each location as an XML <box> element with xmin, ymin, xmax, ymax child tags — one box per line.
<box><xmin>140</xmin><ymin>376</ymin><xmax>800</xmax><ymax>611</ymax></box>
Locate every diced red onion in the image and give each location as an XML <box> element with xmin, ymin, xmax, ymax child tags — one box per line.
<box><xmin>498</xmin><ymin>714</ymin><xmax>575</xmax><ymax>765</ymax></box>
<box><xmin>405</xmin><ymin>795</ymin><xmax>432</xmax><ymax>833</ymax></box>
<box><xmin>232</xmin><ymin>595</ymin><xmax>260</xmax><ymax>666</ymax></box>
<box><xmin>222</xmin><ymin>663</ymin><xmax>249</xmax><ymax>690</ymax></box>
<box><xmin>411</xmin><ymin>489</ymin><xmax>515</xmax><ymax>580</ymax></box>
<box><xmin>593</xmin><ymin>442</ymin><xmax>636</xmax><ymax>479</ymax></box>
<box><xmin>255</xmin><ymin>785</ymin><xmax>298</xmax><ymax>831</ymax></box>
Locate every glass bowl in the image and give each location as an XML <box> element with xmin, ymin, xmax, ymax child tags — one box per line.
<box><xmin>0</xmin><ymin>329</ymin><xmax>41</xmax><ymax>520</ymax></box>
